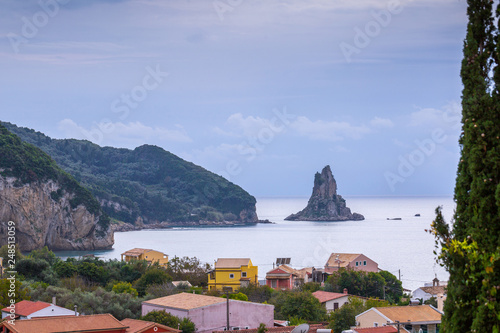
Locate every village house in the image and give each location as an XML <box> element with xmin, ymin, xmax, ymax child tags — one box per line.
<box><xmin>355</xmin><ymin>305</ymin><xmax>442</xmax><ymax>333</ymax></box>
<box><xmin>213</xmin><ymin>323</ymin><xmax>329</xmax><ymax>333</ymax></box>
<box><xmin>142</xmin><ymin>292</ymin><xmax>274</xmax><ymax>333</ymax></box>
<box><xmin>0</xmin><ymin>313</ymin><xmax>126</xmax><ymax>333</ymax></box>
<box><xmin>412</xmin><ymin>277</ymin><xmax>447</xmax><ymax>304</ymax></box>
<box><xmin>121</xmin><ymin>248</ymin><xmax>169</xmax><ymax>267</ymax></box>
<box><xmin>208</xmin><ymin>258</ymin><xmax>258</xmax><ymax>291</ymax></box>
<box><xmin>121</xmin><ymin>318</ymin><xmax>182</xmax><ymax>333</ymax></box>
<box><xmin>1</xmin><ymin>300</ymin><xmax>77</xmax><ymax>320</ymax></box>
<box><xmin>348</xmin><ymin>327</ymin><xmax>401</xmax><ymax>333</ymax></box>
<box><xmin>0</xmin><ymin>314</ymin><xmax>179</xmax><ymax>333</ymax></box>
<box><xmin>324</xmin><ymin>253</ymin><xmax>379</xmax><ymax>274</ymax></box>
<box><xmin>265</xmin><ymin>265</ymin><xmax>313</xmax><ymax>290</ymax></box>
<box><xmin>312</xmin><ymin>290</ymin><xmax>352</xmax><ymax>312</ymax></box>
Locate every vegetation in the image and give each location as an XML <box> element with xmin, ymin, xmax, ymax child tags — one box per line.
<box><xmin>430</xmin><ymin>1</ymin><xmax>500</xmax><ymax>332</ymax></box>
<box><xmin>328</xmin><ymin>297</ymin><xmax>389</xmax><ymax>333</ymax></box>
<box><xmin>269</xmin><ymin>290</ymin><xmax>326</xmax><ymax>322</ymax></box>
<box><xmin>2</xmin><ymin>122</ymin><xmax>257</xmax><ymax>224</ymax></box>
<box><xmin>0</xmin><ymin>124</ymin><xmax>110</xmax><ymax>231</ymax></box>
<box><xmin>141</xmin><ymin>310</ymin><xmax>196</xmax><ymax>333</ymax></box>
<box><xmin>324</xmin><ymin>269</ymin><xmax>403</xmax><ymax>303</ymax></box>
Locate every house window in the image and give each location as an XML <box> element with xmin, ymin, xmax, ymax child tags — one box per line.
<box><xmin>242</xmin><ymin>272</ymin><xmax>247</xmax><ymax>278</ymax></box>
<box><xmin>374</xmin><ymin>323</ymin><xmax>378</xmax><ymax>327</ymax></box>
<box><xmin>356</xmin><ymin>262</ymin><xmax>359</xmax><ymax>266</ymax></box>
<box><xmin>271</xmin><ymin>280</ymin><xmax>277</xmax><ymax>288</ymax></box>
<box><xmin>334</xmin><ymin>302</ymin><xmax>339</xmax><ymax>311</ymax></box>
<box><xmin>229</xmin><ymin>274</ymin><xmax>234</xmax><ymax>279</ymax></box>
<box><xmin>163</xmin><ymin>255</ymin><xmax>167</xmax><ymax>258</ymax></box>
<box><xmin>364</xmin><ymin>261</ymin><xmax>367</xmax><ymax>266</ymax></box>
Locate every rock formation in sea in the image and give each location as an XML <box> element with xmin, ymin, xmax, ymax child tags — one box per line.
<box><xmin>285</xmin><ymin>165</ymin><xmax>364</xmax><ymax>221</ymax></box>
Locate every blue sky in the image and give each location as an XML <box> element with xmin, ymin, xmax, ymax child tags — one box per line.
<box><xmin>0</xmin><ymin>0</ymin><xmax>467</xmax><ymax>197</ymax></box>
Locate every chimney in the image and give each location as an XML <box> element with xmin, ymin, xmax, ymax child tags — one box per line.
<box><xmin>74</xmin><ymin>305</ymin><xmax>78</xmax><ymax>316</ymax></box>
<box><xmin>437</xmin><ymin>294</ymin><xmax>446</xmax><ymax>312</ymax></box>
<box><xmin>343</xmin><ymin>288</ymin><xmax>348</xmax><ymax>294</ymax></box>
<box><xmin>52</xmin><ymin>296</ymin><xmax>56</xmax><ymax>305</ymax></box>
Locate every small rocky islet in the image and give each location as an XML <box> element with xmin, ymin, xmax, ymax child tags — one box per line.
<box><xmin>285</xmin><ymin>165</ymin><xmax>364</xmax><ymax>222</ymax></box>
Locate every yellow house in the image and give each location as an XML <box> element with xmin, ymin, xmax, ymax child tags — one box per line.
<box><xmin>208</xmin><ymin>258</ymin><xmax>258</xmax><ymax>292</ymax></box>
<box><xmin>121</xmin><ymin>248</ymin><xmax>169</xmax><ymax>267</ymax></box>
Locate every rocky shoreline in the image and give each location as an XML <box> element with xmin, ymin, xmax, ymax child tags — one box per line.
<box><xmin>112</xmin><ymin>219</ymin><xmax>273</xmax><ymax>232</ymax></box>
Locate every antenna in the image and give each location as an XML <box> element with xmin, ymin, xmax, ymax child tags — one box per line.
<box><xmin>291</xmin><ymin>324</ymin><xmax>309</xmax><ymax>333</ymax></box>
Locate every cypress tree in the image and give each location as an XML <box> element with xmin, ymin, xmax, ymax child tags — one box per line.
<box><xmin>432</xmin><ymin>1</ymin><xmax>500</xmax><ymax>332</ymax></box>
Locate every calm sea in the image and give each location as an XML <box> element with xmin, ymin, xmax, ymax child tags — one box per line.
<box><xmin>55</xmin><ymin>196</ymin><xmax>455</xmax><ymax>292</ymax></box>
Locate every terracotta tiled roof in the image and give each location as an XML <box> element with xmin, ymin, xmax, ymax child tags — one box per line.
<box><xmin>143</xmin><ymin>292</ymin><xmax>226</xmax><ymax>310</ymax></box>
<box><xmin>1</xmin><ymin>300</ymin><xmax>51</xmax><ymax>317</ymax></box>
<box><xmin>121</xmin><ymin>248</ymin><xmax>153</xmax><ymax>256</ymax></box>
<box><xmin>213</xmin><ymin>323</ymin><xmax>328</xmax><ymax>333</ymax></box>
<box><xmin>215</xmin><ymin>258</ymin><xmax>251</xmax><ymax>268</ymax></box>
<box><xmin>326</xmin><ymin>253</ymin><xmax>361</xmax><ymax>268</ymax></box>
<box><xmin>0</xmin><ymin>313</ymin><xmax>126</xmax><ymax>333</ymax></box>
<box><xmin>121</xmin><ymin>318</ymin><xmax>181</xmax><ymax>333</ymax></box>
<box><xmin>354</xmin><ymin>326</ymin><xmax>398</xmax><ymax>333</ymax></box>
<box><xmin>312</xmin><ymin>290</ymin><xmax>349</xmax><ymax>303</ymax></box>
<box><xmin>374</xmin><ymin>305</ymin><xmax>442</xmax><ymax>323</ymax></box>
<box><xmin>419</xmin><ymin>286</ymin><xmax>447</xmax><ymax>295</ymax></box>
<box><xmin>266</xmin><ymin>267</ymin><xmax>292</xmax><ymax>276</ymax></box>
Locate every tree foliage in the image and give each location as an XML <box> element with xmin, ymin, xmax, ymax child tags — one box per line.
<box><xmin>430</xmin><ymin>1</ymin><xmax>500</xmax><ymax>332</ymax></box>
<box><xmin>269</xmin><ymin>290</ymin><xmax>326</xmax><ymax>322</ymax></box>
<box><xmin>328</xmin><ymin>297</ymin><xmax>389</xmax><ymax>333</ymax></box>
<box><xmin>0</xmin><ymin>278</ymin><xmax>30</xmax><ymax>308</ymax></box>
<box><xmin>325</xmin><ymin>269</ymin><xmax>402</xmax><ymax>302</ymax></box>
<box><xmin>141</xmin><ymin>310</ymin><xmax>196</xmax><ymax>333</ymax></box>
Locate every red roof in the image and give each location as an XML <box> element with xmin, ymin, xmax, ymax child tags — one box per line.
<box><xmin>266</xmin><ymin>268</ymin><xmax>292</xmax><ymax>275</ymax></box>
<box><xmin>312</xmin><ymin>290</ymin><xmax>349</xmax><ymax>303</ymax></box>
<box><xmin>355</xmin><ymin>327</ymin><xmax>398</xmax><ymax>333</ymax></box>
<box><xmin>0</xmin><ymin>314</ymin><xmax>127</xmax><ymax>333</ymax></box>
<box><xmin>1</xmin><ymin>300</ymin><xmax>51</xmax><ymax>317</ymax></box>
<box><xmin>121</xmin><ymin>318</ymin><xmax>181</xmax><ymax>333</ymax></box>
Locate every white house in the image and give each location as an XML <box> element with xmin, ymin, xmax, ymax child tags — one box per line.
<box><xmin>312</xmin><ymin>290</ymin><xmax>352</xmax><ymax>312</ymax></box>
<box><xmin>1</xmin><ymin>300</ymin><xmax>77</xmax><ymax>320</ymax></box>
<box><xmin>412</xmin><ymin>278</ymin><xmax>447</xmax><ymax>303</ymax></box>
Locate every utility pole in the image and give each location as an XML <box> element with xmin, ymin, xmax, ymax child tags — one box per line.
<box><xmin>398</xmin><ymin>269</ymin><xmax>401</xmax><ymax>281</ymax></box>
<box><xmin>225</xmin><ymin>289</ymin><xmax>230</xmax><ymax>331</ymax></box>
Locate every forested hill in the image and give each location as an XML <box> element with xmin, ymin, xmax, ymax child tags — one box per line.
<box><xmin>2</xmin><ymin>122</ymin><xmax>258</xmax><ymax>225</ymax></box>
<box><xmin>0</xmin><ymin>123</ymin><xmax>113</xmax><ymax>250</ymax></box>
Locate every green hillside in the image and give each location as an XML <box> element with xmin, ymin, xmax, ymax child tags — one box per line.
<box><xmin>0</xmin><ymin>123</ymin><xmax>110</xmax><ymax>231</ymax></box>
<box><xmin>2</xmin><ymin>122</ymin><xmax>257</xmax><ymax>224</ymax></box>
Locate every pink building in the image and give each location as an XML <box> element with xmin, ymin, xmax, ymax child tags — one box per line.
<box><xmin>142</xmin><ymin>293</ymin><xmax>274</xmax><ymax>333</ymax></box>
<box><xmin>324</xmin><ymin>253</ymin><xmax>379</xmax><ymax>274</ymax></box>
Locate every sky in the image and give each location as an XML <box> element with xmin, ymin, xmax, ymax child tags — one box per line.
<box><xmin>0</xmin><ymin>0</ymin><xmax>469</xmax><ymax>197</ymax></box>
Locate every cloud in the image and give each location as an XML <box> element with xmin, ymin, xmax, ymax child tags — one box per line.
<box><xmin>57</xmin><ymin>119</ymin><xmax>192</xmax><ymax>148</ymax></box>
<box><xmin>409</xmin><ymin>102</ymin><xmax>461</xmax><ymax>130</ymax></box>
<box><xmin>370</xmin><ymin>117</ymin><xmax>394</xmax><ymax>128</ymax></box>
<box><xmin>289</xmin><ymin>116</ymin><xmax>371</xmax><ymax>141</ymax></box>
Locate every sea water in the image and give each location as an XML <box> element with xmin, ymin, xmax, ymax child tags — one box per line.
<box><xmin>55</xmin><ymin>196</ymin><xmax>455</xmax><ymax>292</ymax></box>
